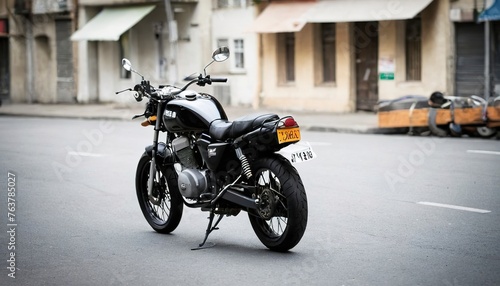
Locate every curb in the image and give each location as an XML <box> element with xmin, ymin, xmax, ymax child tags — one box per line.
<box><xmin>306</xmin><ymin>126</ymin><xmax>383</xmax><ymax>134</ymax></box>
<box><xmin>0</xmin><ymin>106</ymin><xmax>389</xmax><ymax>135</ymax></box>
<box><xmin>0</xmin><ymin>112</ymin><xmax>131</xmax><ymax>122</ymax></box>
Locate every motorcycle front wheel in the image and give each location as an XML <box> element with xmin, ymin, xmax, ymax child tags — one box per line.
<box><xmin>248</xmin><ymin>155</ymin><xmax>308</xmax><ymax>252</ymax></box>
<box><xmin>136</xmin><ymin>152</ymin><xmax>183</xmax><ymax>233</ymax></box>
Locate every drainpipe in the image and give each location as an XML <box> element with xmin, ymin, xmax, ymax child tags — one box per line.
<box><xmin>484</xmin><ymin>20</ymin><xmax>490</xmax><ymax>100</ymax></box>
<box><xmin>255</xmin><ymin>32</ymin><xmax>263</xmax><ymax>110</ymax></box>
<box><xmin>26</xmin><ymin>16</ymin><xmax>34</xmax><ymax>103</ymax></box>
<box><xmin>163</xmin><ymin>0</ymin><xmax>178</xmax><ymax>84</ymax></box>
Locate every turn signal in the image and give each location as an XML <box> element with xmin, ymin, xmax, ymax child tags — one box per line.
<box><xmin>141</xmin><ymin>115</ymin><xmax>157</xmax><ymax>127</ymax></box>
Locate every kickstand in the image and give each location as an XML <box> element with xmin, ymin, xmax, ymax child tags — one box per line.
<box><xmin>191</xmin><ymin>210</ymin><xmax>224</xmax><ymax>250</ymax></box>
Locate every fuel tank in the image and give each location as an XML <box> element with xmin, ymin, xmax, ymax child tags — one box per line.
<box><xmin>163</xmin><ymin>91</ymin><xmax>228</xmax><ymax>132</ymax></box>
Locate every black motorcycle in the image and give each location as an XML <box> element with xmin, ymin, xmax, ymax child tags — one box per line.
<box><xmin>116</xmin><ymin>47</ymin><xmax>314</xmax><ymax>251</ymax></box>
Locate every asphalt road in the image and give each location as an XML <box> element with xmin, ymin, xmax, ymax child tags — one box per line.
<box><xmin>0</xmin><ymin>117</ymin><xmax>499</xmax><ymax>286</ymax></box>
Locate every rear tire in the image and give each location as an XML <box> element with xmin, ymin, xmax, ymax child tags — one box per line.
<box><xmin>136</xmin><ymin>153</ymin><xmax>183</xmax><ymax>233</ymax></box>
<box><xmin>248</xmin><ymin>155</ymin><xmax>308</xmax><ymax>252</ymax></box>
<box><xmin>476</xmin><ymin>126</ymin><xmax>496</xmax><ymax>138</ymax></box>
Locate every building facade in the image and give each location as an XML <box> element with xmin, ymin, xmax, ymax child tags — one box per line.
<box><xmin>250</xmin><ymin>0</ymin><xmax>500</xmax><ymax>113</ymax></box>
<box><xmin>73</xmin><ymin>0</ymin><xmax>210</xmax><ymax>105</ymax></box>
<box><xmin>3</xmin><ymin>0</ymin><xmax>77</xmax><ymax>104</ymax></box>
<box><xmin>211</xmin><ymin>0</ymin><xmax>260</xmax><ymax>107</ymax></box>
<box><xmin>71</xmin><ymin>0</ymin><xmax>259</xmax><ymax>107</ymax></box>
<box><xmin>2</xmin><ymin>0</ymin><xmax>499</xmax><ymax>112</ymax></box>
<box><xmin>451</xmin><ymin>0</ymin><xmax>500</xmax><ymax>99</ymax></box>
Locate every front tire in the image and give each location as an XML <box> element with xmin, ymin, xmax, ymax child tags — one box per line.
<box><xmin>136</xmin><ymin>153</ymin><xmax>183</xmax><ymax>233</ymax></box>
<box><xmin>248</xmin><ymin>155</ymin><xmax>308</xmax><ymax>252</ymax></box>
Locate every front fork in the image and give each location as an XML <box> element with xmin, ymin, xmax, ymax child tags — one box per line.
<box><xmin>147</xmin><ymin>104</ymin><xmax>164</xmax><ymax>205</ymax></box>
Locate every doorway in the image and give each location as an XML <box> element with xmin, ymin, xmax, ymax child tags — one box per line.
<box><xmin>354</xmin><ymin>22</ymin><xmax>379</xmax><ymax>111</ymax></box>
<box><xmin>0</xmin><ymin>19</ymin><xmax>9</xmax><ymax>103</ymax></box>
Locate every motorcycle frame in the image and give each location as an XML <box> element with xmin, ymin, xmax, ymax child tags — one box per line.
<box><xmin>145</xmin><ymin>99</ymin><xmax>259</xmax><ymax>211</ymax></box>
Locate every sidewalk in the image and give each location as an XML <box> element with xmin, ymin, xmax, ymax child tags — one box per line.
<box><xmin>0</xmin><ymin>103</ymin><xmax>385</xmax><ymax>134</ymax></box>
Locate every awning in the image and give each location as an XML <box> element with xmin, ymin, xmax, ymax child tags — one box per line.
<box><xmin>246</xmin><ymin>2</ymin><xmax>316</xmax><ymax>33</ymax></box>
<box><xmin>303</xmin><ymin>0</ymin><xmax>434</xmax><ymax>23</ymax></box>
<box><xmin>247</xmin><ymin>0</ymin><xmax>433</xmax><ymax>33</ymax></box>
<box><xmin>478</xmin><ymin>0</ymin><xmax>500</xmax><ymax>21</ymax></box>
<box><xmin>71</xmin><ymin>5</ymin><xmax>155</xmax><ymax>41</ymax></box>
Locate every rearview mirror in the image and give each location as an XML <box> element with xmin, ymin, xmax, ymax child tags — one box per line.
<box><xmin>122</xmin><ymin>58</ymin><xmax>132</xmax><ymax>71</ymax></box>
<box><xmin>121</xmin><ymin>58</ymin><xmax>144</xmax><ymax>79</ymax></box>
<box><xmin>212</xmin><ymin>47</ymin><xmax>230</xmax><ymax>62</ymax></box>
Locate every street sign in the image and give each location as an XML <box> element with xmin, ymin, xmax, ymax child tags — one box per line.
<box><xmin>379</xmin><ymin>72</ymin><xmax>395</xmax><ymax>80</ymax></box>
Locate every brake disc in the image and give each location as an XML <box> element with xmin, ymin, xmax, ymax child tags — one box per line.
<box><xmin>257</xmin><ymin>189</ymin><xmax>276</xmax><ymax>220</ymax></box>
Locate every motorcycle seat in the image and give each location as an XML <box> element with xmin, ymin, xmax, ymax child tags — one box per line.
<box><xmin>209</xmin><ymin>113</ymin><xmax>279</xmax><ymax>141</ymax></box>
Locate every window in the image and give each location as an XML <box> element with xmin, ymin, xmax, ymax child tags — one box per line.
<box><xmin>406</xmin><ymin>18</ymin><xmax>421</xmax><ymax>81</ymax></box>
<box><xmin>217</xmin><ymin>38</ymin><xmax>245</xmax><ymax>72</ymax></box>
<box><xmin>321</xmin><ymin>23</ymin><xmax>336</xmax><ymax>82</ymax></box>
<box><xmin>215</xmin><ymin>0</ymin><xmax>247</xmax><ymax>8</ymax></box>
<box><xmin>278</xmin><ymin>32</ymin><xmax>295</xmax><ymax>83</ymax></box>
<box><xmin>217</xmin><ymin>38</ymin><xmax>228</xmax><ymax>49</ymax></box>
<box><xmin>119</xmin><ymin>33</ymin><xmax>131</xmax><ymax>79</ymax></box>
<box><xmin>217</xmin><ymin>0</ymin><xmax>229</xmax><ymax>8</ymax></box>
<box><xmin>0</xmin><ymin>19</ymin><xmax>8</xmax><ymax>35</ymax></box>
<box><xmin>234</xmin><ymin>39</ymin><xmax>244</xmax><ymax>69</ymax></box>
<box><xmin>285</xmin><ymin>33</ymin><xmax>295</xmax><ymax>82</ymax></box>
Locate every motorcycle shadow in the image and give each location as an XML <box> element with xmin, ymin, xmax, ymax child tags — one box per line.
<box><xmin>145</xmin><ymin>230</ymin><xmax>301</xmax><ymax>255</ymax></box>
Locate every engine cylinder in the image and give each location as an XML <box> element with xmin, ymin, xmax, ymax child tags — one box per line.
<box><xmin>172</xmin><ymin>136</ymin><xmax>197</xmax><ymax>169</ymax></box>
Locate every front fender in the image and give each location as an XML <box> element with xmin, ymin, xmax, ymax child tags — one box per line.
<box><xmin>145</xmin><ymin>142</ymin><xmax>176</xmax><ymax>165</ymax></box>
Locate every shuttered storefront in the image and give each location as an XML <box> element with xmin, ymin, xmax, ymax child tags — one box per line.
<box><xmin>455</xmin><ymin>22</ymin><xmax>485</xmax><ymax>98</ymax></box>
<box><xmin>494</xmin><ymin>22</ymin><xmax>500</xmax><ymax>97</ymax></box>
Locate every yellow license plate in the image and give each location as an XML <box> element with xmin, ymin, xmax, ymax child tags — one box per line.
<box><xmin>277</xmin><ymin>127</ymin><xmax>301</xmax><ymax>144</ymax></box>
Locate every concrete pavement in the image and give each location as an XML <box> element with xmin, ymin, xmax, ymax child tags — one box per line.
<box><xmin>0</xmin><ymin>102</ymin><xmax>387</xmax><ymax>134</ymax></box>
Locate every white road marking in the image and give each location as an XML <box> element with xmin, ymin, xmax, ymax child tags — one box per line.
<box><xmin>67</xmin><ymin>151</ymin><xmax>106</xmax><ymax>157</ymax></box>
<box><xmin>467</xmin><ymin>150</ymin><xmax>500</xmax><ymax>156</ymax></box>
<box><xmin>417</xmin><ymin>202</ymin><xmax>491</xmax><ymax>214</ymax></box>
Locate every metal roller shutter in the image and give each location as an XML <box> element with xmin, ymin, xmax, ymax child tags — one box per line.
<box><xmin>455</xmin><ymin>22</ymin><xmax>485</xmax><ymax>98</ymax></box>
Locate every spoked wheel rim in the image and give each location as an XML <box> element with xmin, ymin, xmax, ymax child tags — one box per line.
<box><xmin>254</xmin><ymin>169</ymin><xmax>289</xmax><ymax>239</ymax></box>
<box><xmin>140</xmin><ymin>162</ymin><xmax>172</xmax><ymax>225</ymax></box>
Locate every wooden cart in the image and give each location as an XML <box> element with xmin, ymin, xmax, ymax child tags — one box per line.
<box><xmin>378</xmin><ymin>106</ymin><xmax>500</xmax><ymax>129</ymax></box>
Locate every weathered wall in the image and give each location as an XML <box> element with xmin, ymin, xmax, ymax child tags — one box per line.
<box><xmin>9</xmin><ymin>15</ymin><xmax>58</xmax><ymax>103</ymax></box>
<box><xmin>379</xmin><ymin>0</ymin><xmax>451</xmax><ymax>100</ymax></box>
<box><xmin>76</xmin><ymin>2</ymin><xmax>210</xmax><ymax>104</ymax></box>
<box><xmin>259</xmin><ymin>0</ymin><xmax>452</xmax><ymax>112</ymax></box>
<box><xmin>9</xmin><ymin>14</ymin><xmax>26</xmax><ymax>103</ymax></box>
<box><xmin>32</xmin><ymin>15</ymin><xmax>57</xmax><ymax>103</ymax></box>
<box><xmin>261</xmin><ymin>22</ymin><xmax>354</xmax><ymax>113</ymax></box>
<box><xmin>211</xmin><ymin>5</ymin><xmax>260</xmax><ymax>106</ymax></box>
<box><xmin>7</xmin><ymin>0</ymin><xmax>75</xmax><ymax>103</ymax></box>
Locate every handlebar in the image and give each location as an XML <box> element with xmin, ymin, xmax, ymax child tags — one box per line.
<box><xmin>168</xmin><ymin>75</ymin><xmax>227</xmax><ymax>96</ymax></box>
<box><xmin>117</xmin><ymin>75</ymin><xmax>227</xmax><ymax>102</ymax></box>
<box><xmin>211</xmin><ymin>78</ymin><xmax>228</xmax><ymax>83</ymax></box>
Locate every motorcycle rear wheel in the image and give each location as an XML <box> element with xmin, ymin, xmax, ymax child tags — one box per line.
<box><xmin>248</xmin><ymin>155</ymin><xmax>308</xmax><ymax>252</ymax></box>
<box><xmin>136</xmin><ymin>153</ymin><xmax>183</xmax><ymax>233</ymax></box>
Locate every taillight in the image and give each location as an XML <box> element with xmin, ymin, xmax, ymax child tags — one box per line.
<box><xmin>283</xmin><ymin>117</ymin><xmax>297</xmax><ymax>127</ymax></box>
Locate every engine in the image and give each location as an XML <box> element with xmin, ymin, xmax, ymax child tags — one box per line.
<box><xmin>172</xmin><ymin>136</ymin><xmax>208</xmax><ymax>199</ymax></box>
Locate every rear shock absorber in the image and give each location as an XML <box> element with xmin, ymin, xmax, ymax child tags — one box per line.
<box><xmin>235</xmin><ymin>147</ymin><xmax>252</xmax><ymax>180</ymax></box>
